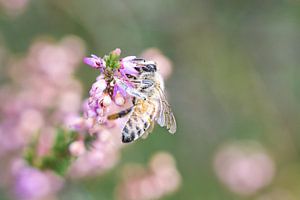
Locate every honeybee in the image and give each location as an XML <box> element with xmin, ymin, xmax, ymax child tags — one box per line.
<box><xmin>108</xmin><ymin>58</ymin><xmax>176</xmax><ymax>143</ymax></box>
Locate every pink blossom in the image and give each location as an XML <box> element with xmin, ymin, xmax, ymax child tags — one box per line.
<box><xmin>13</xmin><ymin>166</ymin><xmax>64</xmax><ymax>200</ymax></box>
<box><xmin>112</xmin><ymin>48</ymin><xmax>121</xmax><ymax>56</ymax></box>
<box><xmin>116</xmin><ymin>152</ymin><xmax>181</xmax><ymax>200</ymax></box>
<box><xmin>0</xmin><ymin>0</ymin><xmax>30</xmax><ymax>17</ymax></box>
<box><xmin>84</xmin><ymin>54</ymin><xmax>106</xmax><ymax>70</ymax></box>
<box><xmin>82</xmin><ymin>50</ymin><xmax>153</xmax><ymax>128</ymax></box>
<box><xmin>0</xmin><ymin>35</ymin><xmax>86</xmax><ymax>198</ymax></box>
<box><xmin>213</xmin><ymin>141</ymin><xmax>276</xmax><ymax>196</ymax></box>
<box><xmin>0</xmin><ymin>45</ymin><xmax>179</xmax><ymax>199</ymax></box>
<box><xmin>68</xmin><ymin>128</ymin><xmax>123</xmax><ymax>178</ymax></box>
<box><xmin>89</xmin><ymin>78</ymin><xmax>107</xmax><ymax>98</ymax></box>
<box><xmin>69</xmin><ymin>140</ymin><xmax>86</xmax><ymax>157</ymax></box>
<box><xmin>120</xmin><ymin>56</ymin><xmax>139</xmax><ymax>75</ymax></box>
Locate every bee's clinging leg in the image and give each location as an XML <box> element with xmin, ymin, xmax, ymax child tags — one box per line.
<box><xmin>107</xmin><ymin>106</ymin><xmax>133</xmax><ymax>120</ymax></box>
<box><xmin>115</xmin><ymin>77</ymin><xmax>147</xmax><ymax>100</ymax></box>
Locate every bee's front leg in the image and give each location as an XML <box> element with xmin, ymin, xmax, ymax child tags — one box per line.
<box><xmin>115</xmin><ymin>78</ymin><xmax>148</xmax><ymax>100</ymax></box>
<box><xmin>130</xmin><ymin>79</ymin><xmax>155</xmax><ymax>93</ymax></box>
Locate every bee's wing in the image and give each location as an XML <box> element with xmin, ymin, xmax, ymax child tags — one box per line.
<box><xmin>121</xmin><ymin>100</ymin><xmax>157</xmax><ymax>143</ymax></box>
<box><xmin>156</xmin><ymin>87</ymin><xmax>177</xmax><ymax>134</ymax></box>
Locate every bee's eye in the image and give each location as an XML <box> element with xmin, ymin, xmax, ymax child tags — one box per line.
<box><xmin>143</xmin><ymin>64</ymin><xmax>157</xmax><ymax>72</ymax></box>
<box><xmin>148</xmin><ymin>64</ymin><xmax>157</xmax><ymax>71</ymax></box>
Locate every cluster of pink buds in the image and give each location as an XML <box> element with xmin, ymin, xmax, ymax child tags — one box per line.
<box><xmin>83</xmin><ymin>49</ymin><xmax>141</xmax><ymax>125</ymax></box>
<box><xmin>0</xmin><ymin>43</ymin><xmax>180</xmax><ymax>200</ymax></box>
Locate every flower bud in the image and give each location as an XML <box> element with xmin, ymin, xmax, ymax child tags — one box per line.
<box><xmin>90</xmin><ymin>79</ymin><xmax>107</xmax><ymax>98</ymax></box>
<box><xmin>102</xmin><ymin>94</ymin><xmax>112</xmax><ymax>107</ymax></box>
<box><xmin>97</xmin><ymin>79</ymin><xmax>107</xmax><ymax>91</ymax></box>
<box><xmin>83</xmin><ymin>54</ymin><xmax>105</xmax><ymax>69</ymax></box>
<box><xmin>111</xmin><ymin>48</ymin><xmax>121</xmax><ymax>56</ymax></box>
<box><xmin>69</xmin><ymin>140</ymin><xmax>86</xmax><ymax>156</ymax></box>
<box><xmin>115</xmin><ymin>92</ymin><xmax>125</xmax><ymax>106</ymax></box>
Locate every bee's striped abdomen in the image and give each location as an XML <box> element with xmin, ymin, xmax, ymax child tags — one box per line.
<box><xmin>122</xmin><ymin>100</ymin><xmax>157</xmax><ymax>143</ymax></box>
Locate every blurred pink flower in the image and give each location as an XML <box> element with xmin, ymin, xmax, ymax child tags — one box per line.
<box><xmin>213</xmin><ymin>141</ymin><xmax>276</xmax><ymax>196</ymax></box>
<box><xmin>116</xmin><ymin>152</ymin><xmax>181</xmax><ymax>200</ymax></box>
<box><xmin>26</xmin><ymin>36</ymin><xmax>85</xmax><ymax>84</ymax></box>
<box><xmin>36</xmin><ymin>127</ymin><xmax>56</xmax><ymax>157</ymax></box>
<box><xmin>68</xmin><ymin>128</ymin><xmax>123</xmax><ymax>178</ymax></box>
<box><xmin>13</xmin><ymin>163</ymin><xmax>64</xmax><ymax>200</ymax></box>
<box><xmin>69</xmin><ymin>140</ymin><xmax>86</xmax><ymax>157</ymax></box>
<box><xmin>0</xmin><ymin>35</ymin><xmax>85</xmax><ymax>142</ymax></box>
<box><xmin>0</xmin><ymin>0</ymin><xmax>30</xmax><ymax>17</ymax></box>
<box><xmin>0</xmin><ymin>35</ymin><xmax>86</xmax><ymax>198</ymax></box>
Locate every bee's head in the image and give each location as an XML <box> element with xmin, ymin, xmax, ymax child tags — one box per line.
<box><xmin>133</xmin><ymin>60</ymin><xmax>157</xmax><ymax>73</ymax></box>
<box><xmin>144</xmin><ymin>63</ymin><xmax>157</xmax><ymax>72</ymax></box>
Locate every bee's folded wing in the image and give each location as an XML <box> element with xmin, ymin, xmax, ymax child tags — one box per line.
<box><xmin>156</xmin><ymin>88</ymin><xmax>177</xmax><ymax>134</ymax></box>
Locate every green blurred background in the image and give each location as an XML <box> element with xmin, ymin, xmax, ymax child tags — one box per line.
<box><xmin>1</xmin><ymin>0</ymin><xmax>300</xmax><ymax>199</ymax></box>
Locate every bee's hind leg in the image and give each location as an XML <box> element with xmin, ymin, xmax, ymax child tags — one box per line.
<box><xmin>107</xmin><ymin>106</ymin><xmax>133</xmax><ymax>120</ymax></box>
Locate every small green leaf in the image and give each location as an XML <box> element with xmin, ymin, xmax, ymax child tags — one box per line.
<box><xmin>104</xmin><ymin>51</ymin><xmax>120</xmax><ymax>70</ymax></box>
<box><xmin>23</xmin><ymin>128</ymin><xmax>77</xmax><ymax>176</ymax></box>
<box><xmin>84</xmin><ymin>133</ymin><xmax>98</xmax><ymax>150</ymax></box>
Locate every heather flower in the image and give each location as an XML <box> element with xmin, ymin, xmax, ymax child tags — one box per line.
<box><xmin>68</xmin><ymin>128</ymin><xmax>123</xmax><ymax>178</ymax></box>
<box><xmin>0</xmin><ymin>44</ymin><xmax>177</xmax><ymax>199</ymax></box>
<box><xmin>0</xmin><ymin>36</ymin><xmax>85</xmax><ymax>156</ymax></box>
<box><xmin>69</xmin><ymin>140</ymin><xmax>86</xmax><ymax>157</ymax></box>
<box><xmin>116</xmin><ymin>152</ymin><xmax>181</xmax><ymax>200</ymax></box>
<box><xmin>83</xmin><ymin>49</ymin><xmax>142</xmax><ymax>125</ymax></box>
<box><xmin>13</xmin><ymin>164</ymin><xmax>64</xmax><ymax>200</ymax></box>
<box><xmin>0</xmin><ymin>36</ymin><xmax>86</xmax><ymax>199</ymax></box>
<box><xmin>213</xmin><ymin>141</ymin><xmax>276</xmax><ymax>196</ymax></box>
<box><xmin>120</xmin><ymin>56</ymin><xmax>139</xmax><ymax>76</ymax></box>
<box><xmin>0</xmin><ymin>0</ymin><xmax>30</xmax><ymax>17</ymax></box>
<box><xmin>83</xmin><ymin>54</ymin><xmax>105</xmax><ymax>70</ymax></box>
